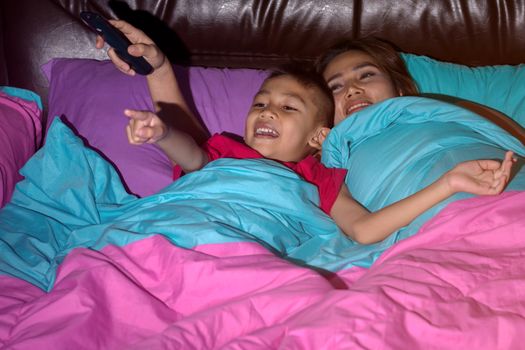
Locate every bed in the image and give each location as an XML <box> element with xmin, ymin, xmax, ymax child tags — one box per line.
<box><xmin>2</xmin><ymin>0</ymin><xmax>525</xmax><ymax>348</ymax></box>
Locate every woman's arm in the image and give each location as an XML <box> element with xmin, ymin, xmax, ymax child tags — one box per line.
<box><xmin>98</xmin><ymin>20</ymin><xmax>209</xmax><ymax>146</ymax></box>
<box><xmin>144</xmin><ymin>52</ymin><xmax>210</xmax><ymax>146</ymax></box>
<box><xmin>96</xmin><ymin>20</ymin><xmax>209</xmax><ymax>171</ymax></box>
<box><xmin>331</xmin><ymin>151</ymin><xmax>515</xmax><ymax>244</ymax></box>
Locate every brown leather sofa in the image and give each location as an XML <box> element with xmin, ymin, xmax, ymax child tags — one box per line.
<box><xmin>2</xmin><ymin>0</ymin><xmax>525</xmax><ymax>111</ymax></box>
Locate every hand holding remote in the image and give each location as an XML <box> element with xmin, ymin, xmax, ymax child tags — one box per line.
<box><xmin>81</xmin><ymin>11</ymin><xmax>154</xmax><ymax>75</ymax></box>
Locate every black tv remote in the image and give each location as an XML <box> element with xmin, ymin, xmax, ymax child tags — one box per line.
<box><xmin>80</xmin><ymin>11</ymin><xmax>154</xmax><ymax>75</ymax></box>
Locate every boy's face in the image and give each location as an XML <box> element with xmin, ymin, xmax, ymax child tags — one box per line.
<box><xmin>244</xmin><ymin>75</ymin><xmax>326</xmax><ymax>162</ymax></box>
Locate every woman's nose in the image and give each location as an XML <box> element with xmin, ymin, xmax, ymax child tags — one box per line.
<box><xmin>345</xmin><ymin>83</ymin><xmax>363</xmax><ymax>98</ymax></box>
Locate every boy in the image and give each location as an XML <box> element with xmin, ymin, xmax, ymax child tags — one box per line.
<box><xmin>125</xmin><ymin>65</ymin><xmax>346</xmax><ymax>217</ymax></box>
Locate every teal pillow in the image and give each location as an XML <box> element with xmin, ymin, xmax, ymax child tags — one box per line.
<box><xmin>402</xmin><ymin>53</ymin><xmax>525</xmax><ymax>127</ymax></box>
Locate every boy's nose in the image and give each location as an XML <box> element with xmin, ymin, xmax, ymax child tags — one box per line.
<box><xmin>260</xmin><ymin>107</ymin><xmax>277</xmax><ymax>119</ymax></box>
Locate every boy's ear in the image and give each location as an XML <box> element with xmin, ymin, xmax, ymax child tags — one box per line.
<box><xmin>309</xmin><ymin>127</ymin><xmax>331</xmax><ymax>150</ymax></box>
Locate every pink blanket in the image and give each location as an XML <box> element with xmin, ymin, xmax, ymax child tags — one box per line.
<box><xmin>1</xmin><ymin>191</ymin><xmax>524</xmax><ymax>349</ymax></box>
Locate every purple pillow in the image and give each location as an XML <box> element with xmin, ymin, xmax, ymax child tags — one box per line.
<box><xmin>0</xmin><ymin>88</ymin><xmax>43</xmax><ymax>207</ymax></box>
<box><xmin>42</xmin><ymin>58</ymin><xmax>268</xmax><ymax>197</ymax></box>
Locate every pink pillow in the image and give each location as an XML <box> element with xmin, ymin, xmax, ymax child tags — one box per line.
<box><xmin>42</xmin><ymin>58</ymin><xmax>268</xmax><ymax>197</ymax></box>
<box><xmin>0</xmin><ymin>88</ymin><xmax>43</xmax><ymax>207</ymax></box>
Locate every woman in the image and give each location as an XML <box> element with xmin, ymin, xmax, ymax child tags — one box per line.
<box><xmin>316</xmin><ymin>38</ymin><xmax>418</xmax><ymax>125</ymax></box>
<box><xmin>315</xmin><ymin>37</ymin><xmax>520</xmax><ymax>244</ymax></box>
<box><xmin>316</xmin><ymin>37</ymin><xmax>525</xmax><ymax>147</ymax></box>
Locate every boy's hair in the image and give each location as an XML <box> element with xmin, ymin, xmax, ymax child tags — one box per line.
<box><xmin>315</xmin><ymin>37</ymin><xmax>419</xmax><ymax>97</ymax></box>
<box><xmin>266</xmin><ymin>64</ymin><xmax>335</xmax><ymax>127</ymax></box>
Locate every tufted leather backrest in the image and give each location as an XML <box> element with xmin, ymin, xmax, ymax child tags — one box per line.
<box><xmin>2</xmin><ymin>0</ymin><xmax>525</xmax><ymax>106</ymax></box>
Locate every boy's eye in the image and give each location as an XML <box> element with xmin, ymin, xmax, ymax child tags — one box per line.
<box><xmin>253</xmin><ymin>102</ymin><xmax>266</xmax><ymax>108</ymax></box>
<box><xmin>282</xmin><ymin>105</ymin><xmax>298</xmax><ymax>111</ymax></box>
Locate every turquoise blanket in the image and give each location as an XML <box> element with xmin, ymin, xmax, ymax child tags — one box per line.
<box><xmin>2</xmin><ymin>97</ymin><xmax>524</xmax><ymax>291</ymax></box>
<box><xmin>323</xmin><ymin>96</ymin><xmax>525</xmax><ymax>262</ymax></box>
<box><xmin>1</xmin><ymin>119</ymin><xmax>357</xmax><ymax>290</ymax></box>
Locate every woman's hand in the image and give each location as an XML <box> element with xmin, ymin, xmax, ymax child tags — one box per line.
<box><xmin>445</xmin><ymin>151</ymin><xmax>515</xmax><ymax>195</ymax></box>
<box><xmin>95</xmin><ymin>20</ymin><xmax>166</xmax><ymax>76</ymax></box>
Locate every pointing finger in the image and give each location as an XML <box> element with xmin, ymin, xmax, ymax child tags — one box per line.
<box><xmin>124</xmin><ymin>109</ymin><xmax>151</xmax><ymax>121</ymax></box>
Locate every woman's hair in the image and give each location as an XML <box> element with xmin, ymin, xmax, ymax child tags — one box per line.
<box><xmin>315</xmin><ymin>37</ymin><xmax>419</xmax><ymax>96</ymax></box>
<box><xmin>267</xmin><ymin>64</ymin><xmax>335</xmax><ymax>127</ymax></box>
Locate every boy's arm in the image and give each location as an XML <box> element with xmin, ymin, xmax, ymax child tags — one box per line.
<box><xmin>125</xmin><ymin>109</ymin><xmax>208</xmax><ymax>173</ymax></box>
<box><xmin>331</xmin><ymin>178</ymin><xmax>452</xmax><ymax>244</ymax></box>
<box><xmin>331</xmin><ymin>151</ymin><xmax>515</xmax><ymax>244</ymax></box>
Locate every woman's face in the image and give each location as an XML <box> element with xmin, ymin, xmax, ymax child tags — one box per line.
<box><xmin>322</xmin><ymin>50</ymin><xmax>400</xmax><ymax>124</ymax></box>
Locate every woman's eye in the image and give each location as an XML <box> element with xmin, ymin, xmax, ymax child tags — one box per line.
<box><xmin>359</xmin><ymin>71</ymin><xmax>376</xmax><ymax>80</ymax></box>
<box><xmin>329</xmin><ymin>83</ymin><xmax>343</xmax><ymax>93</ymax></box>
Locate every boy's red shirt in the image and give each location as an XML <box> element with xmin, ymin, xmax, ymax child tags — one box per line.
<box><xmin>173</xmin><ymin>133</ymin><xmax>347</xmax><ymax>215</ymax></box>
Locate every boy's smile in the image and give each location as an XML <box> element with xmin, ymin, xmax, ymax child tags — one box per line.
<box><xmin>254</xmin><ymin>122</ymin><xmax>279</xmax><ymax>138</ymax></box>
